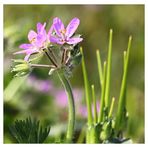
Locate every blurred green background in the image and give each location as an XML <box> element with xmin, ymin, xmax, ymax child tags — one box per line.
<box><xmin>4</xmin><ymin>5</ymin><xmax>144</xmax><ymax>143</ymax></box>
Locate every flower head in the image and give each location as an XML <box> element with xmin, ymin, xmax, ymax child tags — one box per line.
<box><xmin>49</xmin><ymin>17</ymin><xmax>83</xmax><ymax>45</ymax></box>
<box><xmin>14</xmin><ymin>22</ymin><xmax>48</xmax><ymax>61</ymax></box>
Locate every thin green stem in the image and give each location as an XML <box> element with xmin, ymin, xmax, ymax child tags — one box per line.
<box><xmin>30</xmin><ymin>64</ymin><xmax>55</xmax><ymax>69</ymax></box>
<box><xmin>96</xmin><ymin>50</ymin><xmax>103</xmax><ymax>89</ymax></box>
<box><xmin>57</xmin><ymin>72</ymin><xmax>75</xmax><ymax>143</ymax></box>
<box><xmin>77</xmin><ymin>126</ymin><xmax>86</xmax><ymax>143</ymax></box>
<box><xmin>115</xmin><ymin>36</ymin><xmax>132</xmax><ymax>131</ymax></box>
<box><xmin>91</xmin><ymin>84</ymin><xmax>98</xmax><ymax>124</ymax></box>
<box><xmin>44</xmin><ymin>50</ymin><xmax>58</xmax><ymax>67</ymax></box>
<box><xmin>123</xmin><ymin>51</ymin><xmax>127</xmax><ymax>71</ymax></box>
<box><xmin>123</xmin><ymin>51</ymin><xmax>127</xmax><ymax>107</ymax></box>
<box><xmin>104</xmin><ymin>29</ymin><xmax>113</xmax><ymax>109</ymax></box>
<box><xmin>47</xmin><ymin>47</ymin><xmax>58</xmax><ymax>63</ymax></box>
<box><xmin>98</xmin><ymin>61</ymin><xmax>107</xmax><ymax>123</ymax></box>
<box><xmin>108</xmin><ymin>97</ymin><xmax>115</xmax><ymax>118</ymax></box>
<box><xmin>80</xmin><ymin>47</ymin><xmax>93</xmax><ymax>126</ymax></box>
<box><xmin>61</xmin><ymin>48</ymin><xmax>66</xmax><ymax>64</ymax></box>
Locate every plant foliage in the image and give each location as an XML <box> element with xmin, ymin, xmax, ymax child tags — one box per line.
<box><xmin>9</xmin><ymin>117</ymin><xmax>50</xmax><ymax>143</ymax></box>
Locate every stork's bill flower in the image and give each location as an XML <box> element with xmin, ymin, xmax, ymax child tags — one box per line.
<box><xmin>49</xmin><ymin>17</ymin><xmax>83</xmax><ymax>45</ymax></box>
<box><xmin>13</xmin><ymin>22</ymin><xmax>48</xmax><ymax>61</ymax></box>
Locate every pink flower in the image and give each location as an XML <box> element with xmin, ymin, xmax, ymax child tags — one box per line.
<box><xmin>14</xmin><ymin>22</ymin><xmax>47</xmax><ymax>61</ymax></box>
<box><xmin>54</xmin><ymin>89</ymin><xmax>83</xmax><ymax>108</ymax></box>
<box><xmin>49</xmin><ymin>17</ymin><xmax>83</xmax><ymax>45</ymax></box>
<box><xmin>27</xmin><ymin>75</ymin><xmax>53</xmax><ymax>93</ymax></box>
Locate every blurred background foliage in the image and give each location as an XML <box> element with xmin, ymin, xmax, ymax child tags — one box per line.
<box><xmin>4</xmin><ymin>5</ymin><xmax>144</xmax><ymax>143</ymax></box>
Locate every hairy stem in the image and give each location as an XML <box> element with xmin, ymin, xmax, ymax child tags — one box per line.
<box><xmin>57</xmin><ymin>72</ymin><xmax>75</xmax><ymax>143</ymax></box>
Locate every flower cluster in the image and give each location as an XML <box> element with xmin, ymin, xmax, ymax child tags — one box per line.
<box><xmin>12</xmin><ymin>17</ymin><xmax>83</xmax><ymax>77</ymax></box>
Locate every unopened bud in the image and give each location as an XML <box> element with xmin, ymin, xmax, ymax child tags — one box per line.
<box><xmin>11</xmin><ymin>59</ymin><xmax>30</xmax><ymax>77</ymax></box>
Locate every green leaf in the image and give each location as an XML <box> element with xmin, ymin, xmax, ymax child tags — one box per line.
<box><xmin>9</xmin><ymin>117</ymin><xmax>50</xmax><ymax>143</ymax></box>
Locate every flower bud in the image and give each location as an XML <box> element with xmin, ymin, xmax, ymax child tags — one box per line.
<box><xmin>11</xmin><ymin>59</ymin><xmax>30</xmax><ymax>77</ymax></box>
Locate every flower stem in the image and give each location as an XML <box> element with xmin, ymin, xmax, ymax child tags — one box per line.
<box><xmin>44</xmin><ymin>50</ymin><xmax>58</xmax><ymax>67</ymax></box>
<box><xmin>30</xmin><ymin>64</ymin><xmax>55</xmax><ymax>68</ymax></box>
<box><xmin>57</xmin><ymin>72</ymin><xmax>75</xmax><ymax>143</ymax></box>
<box><xmin>48</xmin><ymin>47</ymin><xmax>58</xmax><ymax>64</ymax></box>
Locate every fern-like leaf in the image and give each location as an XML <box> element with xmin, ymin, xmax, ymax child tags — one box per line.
<box><xmin>9</xmin><ymin>117</ymin><xmax>50</xmax><ymax>143</ymax></box>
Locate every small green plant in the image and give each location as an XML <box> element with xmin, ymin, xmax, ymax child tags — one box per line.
<box><xmin>9</xmin><ymin>117</ymin><xmax>50</xmax><ymax>143</ymax></box>
<box><xmin>81</xmin><ymin>29</ymin><xmax>132</xmax><ymax>143</ymax></box>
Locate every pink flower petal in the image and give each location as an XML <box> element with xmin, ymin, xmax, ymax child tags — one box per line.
<box><xmin>28</xmin><ymin>30</ymin><xmax>37</xmax><ymax>42</ymax></box>
<box><xmin>65</xmin><ymin>18</ymin><xmax>80</xmax><ymax>38</ymax></box>
<box><xmin>50</xmin><ymin>36</ymin><xmax>65</xmax><ymax>45</ymax></box>
<box><xmin>67</xmin><ymin>37</ymin><xmax>83</xmax><ymax>44</ymax></box>
<box><xmin>48</xmin><ymin>24</ymin><xmax>54</xmax><ymax>39</ymax></box>
<box><xmin>35</xmin><ymin>34</ymin><xmax>47</xmax><ymax>47</ymax></box>
<box><xmin>53</xmin><ymin>17</ymin><xmax>65</xmax><ymax>37</ymax></box>
<box><xmin>19</xmin><ymin>44</ymin><xmax>33</xmax><ymax>49</ymax></box>
<box><xmin>24</xmin><ymin>54</ymin><xmax>31</xmax><ymax>61</ymax></box>
<box><xmin>13</xmin><ymin>49</ymin><xmax>28</xmax><ymax>55</ymax></box>
<box><xmin>37</xmin><ymin>22</ymin><xmax>46</xmax><ymax>34</ymax></box>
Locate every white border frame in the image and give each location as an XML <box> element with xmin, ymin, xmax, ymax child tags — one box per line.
<box><xmin>1</xmin><ymin>0</ymin><xmax>147</xmax><ymax>146</ymax></box>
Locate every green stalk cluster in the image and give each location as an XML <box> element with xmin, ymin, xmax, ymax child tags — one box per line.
<box><xmin>81</xmin><ymin>29</ymin><xmax>132</xmax><ymax>143</ymax></box>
